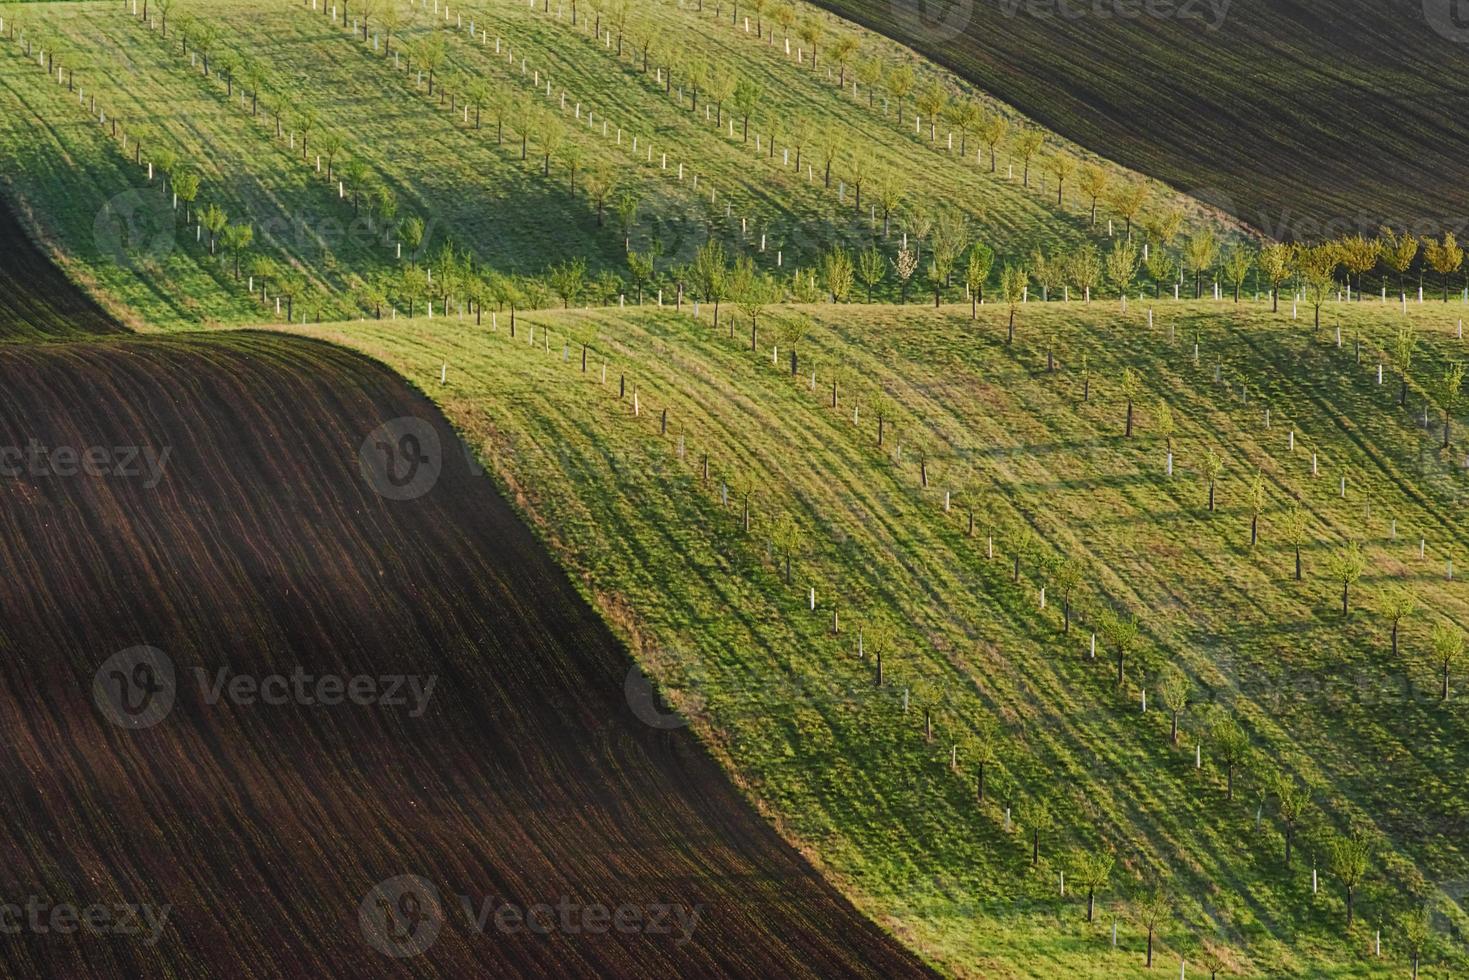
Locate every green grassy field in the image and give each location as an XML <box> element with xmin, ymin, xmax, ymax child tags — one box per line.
<box><xmin>4</xmin><ymin>0</ymin><xmax>1469</xmax><ymax>975</ymax></box>
<box><xmin>0</xmin><ymin>0</ymin><xmax>1229</xmax><ymax>330</ymax></box>
<box><xmin>283</xmin><ymin>293</ymin><xmax>1469</xmax><ymax>976</ymax></box>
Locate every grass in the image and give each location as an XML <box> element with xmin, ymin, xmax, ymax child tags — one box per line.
<box><xmin>283</xmin><ymin>293</ymin><xmax>1469</xmax><ymax>976</ymax></box>
<box><xmin>4</xmin><ymin>0</ymin><xmax>1469</xmax><ymax>975</ymax></box>
<box><xmin>0</xmin><ymin>0</ymin><xmax>1227</xmax><ymax>330</ymax></box>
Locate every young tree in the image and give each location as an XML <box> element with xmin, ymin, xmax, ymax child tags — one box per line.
<box><xmin>796</xmin><ymin>17</ymin><xmax>824</xmax><ymax>69</ymax></box>
<box><xmin>1210</xmin><ymin>714</ymin><xmax>1250</xmax><ymax>801</ymax></box>
<box><xmin>1014</xmin><ymin>129</ymin><xmax>1043</xmax><ymax>187</ymax></box>
<box><xmin>1078</xmin><ymin>163</ymin><xmax>1109</xmax><ymax>227</ymax></box>
<box><xmin>1244</xmin><ymin>468</ymin><xmax>1267</xmax><ymax>548</ymax></box>
<box><xmin>999</xmin><ymin>263</ymin><xmax>1026</xmax><ymax>343</ymax></box>
<box><xmin>1297</xmin><ymin>242</ymin><xmax>1339</xmax><ymax>332</ymax></box>
<box><xmin>1431</xmin><ymin>619</ymin><xmax>1466</xmax><ymax>701</ymax></box>
<box><xmin>893</xmin><ymin>246</ymin><xmax>918</xmax><ymax>305</ymax></box>
<box><xmin>1070</xmin><ymin>849</ymin><xmax>1113</xmax><ymax>922</ymax></box>
<box><xmin>1105</xmin><ymin>238</ymin><xmax>1139</xmax><ymax>302</ymax></box>
<box><xmin>1201</xmin><ymin>448</ymin><xmax>1224</xmax><ymax>511</ymax></box>
<box><xmin>1133</xmin><ymin>886</ymin><xmax>1172</xmax><ymax>969</ymax></box>
<box><xmin>977</xmin><ymin>110</ymin><xmax>1008</xmax><ymax>173</ymax></box>
<box><xmin>1098</xmin><ymin>607</ymin><xmax>1139</xmax><ymax>688</ymax></box>
<box><xmin>732</xmin><ymin>257</ymin><xmax>773</xmax><ymax>347</ymax></box>
<box><xmin>1337</xmin><ymin>233</ymin><xmax>1378</xmax><ymax>298</ymax></box>
<box><xmin>1431</xmin><ymin>360</ymin><xmax>1466</xmax><ymax>448</ymax></box>
<box><xmin>945</xmin><ymin>99</ymin><xmax>980</xmax><ymax>157</ymax></box>
<box><xmin>965</xmin><ymin>243</ymin><xmax>993</xmax><ymax>316</ymax></box>
<box><xmin>1050</xmin><ymin>557</ymin><xmax>1083</xmax><ymax>634</ymax></box>
<box><xmin>547</xmin><ymin>257</ymin><xmax>587</xmax><ymax>308</ymax></box>
<box><xmin>1423</xmin><ymin>231</ymin><xmax>1464</xmax><ymax>301</ymax></box>
<box><xmin>731</xmin><ymin>78</ymin><xmax>761</xmax><ymax>141</ymax></box>
<box><xmin>855</xmin><ymin>56</ymin><xmax>882</xmax><ymax>106</ymax></box>
<box><xmin>693</xmin><ymin>239</ymin><xmax>729</xmax><ymax>328</ymax></box>
<box><xmin>1271</xmin><ymin>773</ymin><xmax>1310</xmax><ymax>867</ymax></box>
<box><xmin>199</xmin><ymin>202</ymin><xmax>228</xmax><ymax>255</ymax></box>
<box><xmin>221</xmin><ymin>221</ymin><xmax>253</xmax><ymax>279</ymax></box>
<box><xmin>614</xmin><ymin>191</ymin><xmax>639</xmax><ymax>251</ymax></box>
<box><xmin>1391</xmin><ymin>323</ymin><xmax>1417</xmax><ymax>408</ymax></box>
<box><xmin>1378</xmin><ymin>226</ymin><xmax>1418</xmax><ymax>300</ymax></box>
<box><xmin>1398</xmin><ymin>906</ymin><xmax>1431</xmax><ymax>980</ymax></box>
<box><xmin>1109</xmin><ymin>180</ymin><xmax>1147</xmax><ymax>239</ymax></box>
<box><xmin>828</xmin><ymin>35</ymin><xmax>858</xmax><ymax>87</ymax></box>
<box><xmin>884</xmin><ymin>63</ymin><xmax>915</xmax><ymax>122</ymax></box>
<box><xmin>341</xmin><ymin>159</ymin><xmax>371</xmax><ymax>213</ymax></box>
<box><xmin>1119</xmin><ymin>367</ymin><xmax>1142</xmax><ymax>437</ymax></box>
<box><xmin>316</xmin><ymin>131</ymin><xmax>345</xmax><ymax>181</ymax></box>
<box><xmin>583</xmin><ymin>168</ymin><xmax>614</xmax><ymax>227</ymax></box>
<box><xmin>1047</xmin><ymin>153</ymin><xmax>1075</xmax><ymax>208</ymax></box>
<box><xmin>771</xmin><ymin>512</ymin><xmax>802</xmax><ymax>583</ymax></box>
<box><xmin>1376</xmin><ymin>586</ymin><xmax>1416</xmax><ymax>657</ymax></box>
<box><xmin>847</xmin><ymin>147</ymin><xmax>873</xmax><ymax>212</ymax></box>
<box><xmin>1257</xmin><ymin>242</ymin><xmax>1293</xmax><ymax>312</ymax></box>
<box><xmin>1022</xmin><ymin>796</ymin><xmax>1053</xmax><ymax>866</ymax></box>
<box><xmin>1158</xmin><ymin>666</ymin><xmax>1189</xmax><ymax>745</ymax></box>
<box><xmin>1325</xmin><ymin>541</ymin><xmax>1367</xmax><ymax>617</ymax></box>
<box><xmin>1145</xmin><ymin>247</ymin><xmax>1178</xmax><ymax>299</ymax></box>
<box><xmin>1279</xmin><ymin>503</ymin><xmax>1309</xmax><ymax>581</ymax></box>
<box><xmin>873</xmin><ymin>171</ymin><xmax>904</xmax><ymax>239</ymax></box>
<box><xmin>914</xmin><ymin>81</ymin><xmax>947</xmax><ymax>142</ymax></box>
<box><xmin>822</xmin><ymin>246</ymin><xmax>854</xmax><ymax>303</ymax></box>
<box><xmin>1327</xmin><ymin>834</ymin><xmax>1371</xmax><ymax>928</ymax></box>
<box><xmin>171</xmin><ymin>170</ymin><xmax>200</xmax><ymax>224</ymax></box>
<box><xmin>626</xmin><ymin>249</ymin><xmax>655</xmax><ymax>304</ymax></box>
<box><xmin>1028</xmin><ymin>248</ymin><xmax>1061</xmax><ymax>302</ymax></box>
<box><xmin>1068</xmin><ymin>244</ymin><xmax>1102</xmax><ymax>304</ymax></box>
<box><xmin>1221</xmin><ymin>245</ymin><xmax>1253</xmax><ymax>302</ymax></box>
<box><xmin>1185</xmin><ymin>228</ymin><xmax>1220</xmax><ymax>299</ymax></box>
<box><xmin>856</xmin><ymin>244</ymin><xmax>886</xmax><ymax>303</ymax></box>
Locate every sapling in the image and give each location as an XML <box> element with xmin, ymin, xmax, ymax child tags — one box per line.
<box><xmin>1375</xmin><ymin>586</ymin><xmax>1416</xmax><ymax>656</ymax></box>
<box><xmin>1431</xmin><ymin>619</ymin><xmax>1466</xmax><ymax>700</ymax></box>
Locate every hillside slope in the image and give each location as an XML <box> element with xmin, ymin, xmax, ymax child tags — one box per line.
<box><xmin>292</xmin><ymin>295</ymin><xmax>1469</xmax><ymax>976</ymax></box>
<box><xmin>0</xmin><ymin>214</ymin><xmax>928</xmax><ymax>977</ymax></box>
<box><xmin>815</xmin><ymin>0</ymin><xmax>1469</xmax><ymax>238</ymax></box>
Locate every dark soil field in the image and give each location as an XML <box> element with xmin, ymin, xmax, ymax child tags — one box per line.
<box><xmin>819</xmin><ymin>0</ymin><xmax>1469</xmax><ymax>238</ymax></box>
<box><xmin>0</xmin><ymin>209</ymin><xmax>927</xmax><ymax>977</ymax></box>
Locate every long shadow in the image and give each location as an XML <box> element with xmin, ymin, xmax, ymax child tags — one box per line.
<box><xmin>0</xmin><ymin>196</ymin><xmax>930</xmax><ymax>976</ymax></box>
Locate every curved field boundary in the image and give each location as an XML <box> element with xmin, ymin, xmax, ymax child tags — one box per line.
<box><xmin>0</xmin><ymin>207</ymin><xmax>929</xmax><ymax>976</ymax></box>
<box><xmin>0</xmin><ymin>197</ymin><xmax>123</xmax><ymax>340</ymax></box>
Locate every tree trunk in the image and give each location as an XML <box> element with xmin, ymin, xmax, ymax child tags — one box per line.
<box><xmin>1086</xmin><ymin>890</ymin><xmax>1095</xmax><ymax>922</ymax></box>
<box><xmin>1062</xmin><ymin>598</ymin><xmax>1071</xmax><ymax>634</ymax></box>
<box><xmin>1146</xmin><ymin>930</ymin><xmax>1154</xmax><ymax>968</ymax></box>
<box><xmin>1117</xmin><ymin>649</ymin><xmax>1124</xmax><ymax>687</ymax></box>
<box><xmin>1170</xmin><ymin>711</ymin><xmax>1179</xmax><ymax>745</ymax></box>
<box><xmin>1294</xmin><ymin>547</ymin><xmax>1302</xmax><ymax>581</ymax></box>
<box><xmin>1125</xmin><ymin>400</ymin><xmax>1133</xmax><ymax>437</ymax></box>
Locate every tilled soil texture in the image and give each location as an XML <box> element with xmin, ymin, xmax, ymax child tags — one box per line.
<box><xmin>816</xmin><ymin>0</ymin><xmax>1469</xmax><ymax>239</ymax></box>
<box><xmin>0</xmin><ymin>245</ymin><xmax>929</xmax><ymax>978</ymax></box>
<box><xmin>0</xmin><ymin>199</ymin><xmax>123</xmax><ymax>340</ymax></box>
